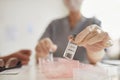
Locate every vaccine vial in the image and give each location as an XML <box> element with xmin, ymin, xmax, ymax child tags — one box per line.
<box><xmin>63</xmin><ymin>41</ymin><xmax>78</xmax><ymax>59</ymax></box>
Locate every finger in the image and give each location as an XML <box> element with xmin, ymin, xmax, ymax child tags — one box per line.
<box><xmin>51</xmin><ymin>44</ymin><xmax>57</xmax><ymax>52</ymax></box>
<box><xmin>37</xmin><ymin>39</ymin><xmax>50</xmax><ymax>58</ymax></box>
<box><xmin>43</xmin><ymin>38</ymin><xmax>52</xmax><ymax>50</ymax></box>
<box><xmin>36</xmin><ymin>42</ymin><xmax>44</xmax><ymax>53</ymax></box>
<box><xmin>85</xmin><ymin>43</ymin><xmax>104</xmax><ymax>52</ymax></box>
<box><xmin>77</xmin><ymin>26</ymin><xmax>99</xmax><ymax>46</ymax></box>
<box><xmin>36</xmin><ymin>41</ymin><xmax>45</xmax><ymax>52</ymax></box>
<box><xmin>36</xmin><ymin>43</ymin><xmax>49</xmax><ymax>58</ymax></box>
<box><xmin>102</xmin><ymin>33</ymin><xmax>113</xmax><ymax>47</ymax></box>
<box><xmin>40</xmin><ymin>38</ymin><xmax>52</xmax><ymax>50</ymax></box>
<box><xmin>17</xmin><ymin>53</ymin><xmax>30</xmax><ymax>61</ymax></box>
<box><xmin>44</xmin><ymin>38</ymin><xmax>57</xmax><ymax>52</ymax></box>
<box><xmin>94</xmin><ymin>42</ymin><xmax>105</xmax><ymax>48</ymax></box>
<box><xmin>40</xmin><ymin>41</ymin><xmax>49</xmax><ymax>54</ymax></box>
<box><xmin>102</xmin><ymin>33</ymin><xmax>111</xmax><ymax>43</ymax></box>
<box><xmin>68</xmin><ymin>35</ymin><xmax>74</xmax><ymax>41</ymax></box>
<box><xmin>75</xmin><ymin>25</ymin><xmax>100</xmax><ymax>45</ymax></box>
<box><xmin>35</xmin><ymin>54</ymin><xmax>39</xmax><ymax>64</ymax></box>
<box><xmin>75</xmin><ymin>27</ymin><xmax>90</xmax><ymax>44</ymax></box>
<box><xmin>35</xmin><ymin>44</ymin><xmax>40</xmax><ymax>52</ymax></box>
<box><xmin>87</xmin><ymin>32</ymin><xmax>106</xmax><ymax>45</ymax></box>
<box><xmin>36</xmin><ymin>52</ymin><xmax>47</xmax><ymax>58</ymax></box>
<box><xmin>81</xmin><ymin>30</ymin><xmax>98</xmax><ymax>45</ymax></box>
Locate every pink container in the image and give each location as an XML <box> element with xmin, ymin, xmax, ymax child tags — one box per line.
<box><xmin>39</xmin><ymin>58</ymin><xmax>80</xmax><ymax>79</ymax></box>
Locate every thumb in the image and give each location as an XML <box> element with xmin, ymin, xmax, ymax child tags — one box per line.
<box><xmin>50</xmin><ymin>44</ymin><xmax>57</xmax><ymax>52</ymax></box>
<box><xmin>45</xmin><ymin>38</ymin><xmax>57</xmax><ymax>52</ymax></box>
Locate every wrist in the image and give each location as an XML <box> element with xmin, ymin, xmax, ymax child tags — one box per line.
<box><xmin>87</xmin><ymin>50</ymin><xmax>106</xmax><ymax>64</ymax></box>
<box><xmin>87</xmin><ymin>50</ymin><xmax>105</xmax><ymax>58</ymax></box>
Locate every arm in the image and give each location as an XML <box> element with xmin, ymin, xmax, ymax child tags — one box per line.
<box><xmin>35</xmin><ymin>21</ymin><xmax>56</xmax><ymax>63</ymax></box>
<box><xmin>0</xmin><ymin>50</ymin><xmax>31</xmax><ymax>65</ymax></box>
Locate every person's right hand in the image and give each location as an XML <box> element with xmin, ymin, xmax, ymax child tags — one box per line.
<box><xmin>35</xmin><ymin>38</ymin><xmax>57</xmax><ymax>63</ymax></box>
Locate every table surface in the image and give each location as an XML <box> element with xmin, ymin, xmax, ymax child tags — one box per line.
<box><xmin>0</xmin><ymin>65</ymin><xmax>72</xmax><ymax>80</ymax></box>
<box><xmin>0</xmin><ymin>62</ymin><xmax>120</xmax><ymax>80</ymax></box>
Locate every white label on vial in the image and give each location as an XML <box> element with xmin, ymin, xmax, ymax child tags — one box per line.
<box><xmin>63</xmin><ymin>41</ymin><xmax>78</xmax><ymax>59</ymax></box>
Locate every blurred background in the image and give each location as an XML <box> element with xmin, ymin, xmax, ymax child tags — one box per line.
<box><xmin>0</xmin><ymin>0</ymin><xmax>120</xmax><ymax>62</ymax></box>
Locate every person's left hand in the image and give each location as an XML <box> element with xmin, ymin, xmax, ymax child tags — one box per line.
<box><xmin>83</xmin><ymin>33</ymin><xmax>111</xmax><ymax>53</ymax></box>
<box><xmin>70</xmin><ymin>25</ymin><xmax>112</xmax><ymax>53</ymax></box>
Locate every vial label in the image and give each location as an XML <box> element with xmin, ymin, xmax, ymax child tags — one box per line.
<box><xmin>63</xmin><ymin>41</ymin><xmax>77</xmax><ymax>59</ymax></box>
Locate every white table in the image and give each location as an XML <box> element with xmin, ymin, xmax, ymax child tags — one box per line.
<box><xmin>0</xmin><ymin>62</ymin><xmax>120</xmax><ymax>80</ymax></box>
<box><xmin>0</xmin><ymin>65</ymin><xmax>72</xmax><ymax>80</ymax></box>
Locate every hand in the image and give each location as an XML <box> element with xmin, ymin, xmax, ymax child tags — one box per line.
<box><xmin>71</xmin><ymin>24</ymin><xmax>112</xmax><ymax>52</ymax></box>
<box><xmin>35</xmin><ymin>38</ymin><xmax>57</xmax><ymax>63</ymax></box>
<box><xmin>3</xmin><ymin>50</ymin><xmax>31</xmax><ymax>65</ymax></box>
<box><xmin>84</xmin><ymin>33</ymin><xmax>111</xmax><ymax>53</ymax></box>
<box><xmin>70</xmin><ymin>25</ymin><xmax>113</xmax><ymax>64</ymax></box>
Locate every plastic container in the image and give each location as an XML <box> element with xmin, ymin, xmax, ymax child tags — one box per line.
<box><xmin>39</xmin><ymin>58</ymin><xmax>80</xmax><ymax>79</ymax></box>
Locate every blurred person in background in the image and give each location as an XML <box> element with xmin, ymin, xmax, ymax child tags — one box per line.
<box><xmin>35</xmin><ymin>0</ymin><xmax>110</xmax><ymax>64</ymax></box>
<box><xmin>0</xmin><ymin>50</ymin><xmax>31</xmax><ymax>65</ymax></box>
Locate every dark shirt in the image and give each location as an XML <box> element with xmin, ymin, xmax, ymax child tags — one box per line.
<box><xmin>40</xmin><ymin>16</ymin><xmax>101</xmax><ymax>62</ymax></box>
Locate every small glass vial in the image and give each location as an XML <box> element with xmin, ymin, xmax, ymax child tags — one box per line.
<box><xmin>63</xmin><ymin>41</ymin><xmax>78</xmax><ymax>60</ymax></box>
<box><xmin>63</xmin><ymin>34</ymin><xmax>78</xmax><ymax>59</ymax></box>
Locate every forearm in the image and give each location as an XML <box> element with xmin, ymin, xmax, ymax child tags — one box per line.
<box><xmin>87</xmin><ymin>50</ymin><xmax>105</xmax><ymax>65</ymax></box>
